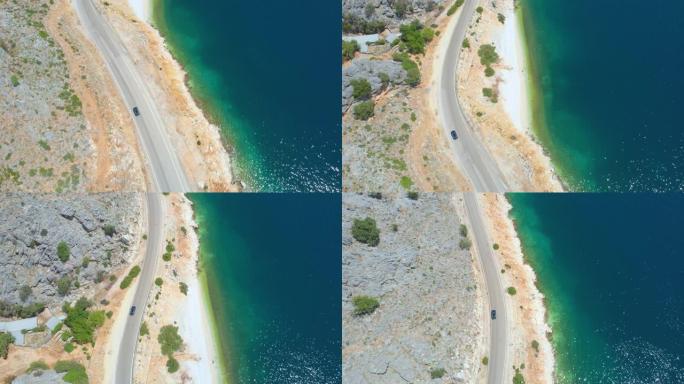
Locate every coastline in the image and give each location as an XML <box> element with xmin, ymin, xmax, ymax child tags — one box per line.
<box><xmin>98</xmin><ymin>0</ymin><xmax>240</xmax><ymax>191</ymax></box>
<box><xmin>480</xmin><ymin>193</ymin><xmax>555</xmax><ymax>383</ymax></box>
<box><xmin>454</xmin><ymin>0</ymin><xmax>563</xmax><ymax>191</ymax></box>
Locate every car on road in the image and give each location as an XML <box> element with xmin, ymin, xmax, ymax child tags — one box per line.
<box><xmin>129</xmin><ymin>306</ymin><xmax>136</xmax><ymax>316</ymax></box>
<box><xmin>132</xmin><ymin>106</ymin><xmax>140</xmax><ymax>116</ymax></box>
<box><xmin>491</xmin><ymin>309</ymin><xmax>496</xmax><ymax>320</ymax></box>
<box><xmin>450</xmin><ymin>130</ymin><xmax>458</xmax><ymax>140</ymax></box>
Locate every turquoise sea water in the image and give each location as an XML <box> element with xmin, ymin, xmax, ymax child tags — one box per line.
<box><xmin>153</xmin><ymin>1</ymin><xmax>340</xmax><ymax>192</ymax></box>
<box><xmin>509</xmin><ymin>193</ymin><xmax>684</xmax><ymax>383</ymax></box>
<box><xmin>189</xmin><ymin>193</ymin><xmax>341</xmax><ymax>383</ymax></box>
<box><xmin>521</xmin><ymin>0</ymin><xmax>684</xmax><ymax>191</ymax></box>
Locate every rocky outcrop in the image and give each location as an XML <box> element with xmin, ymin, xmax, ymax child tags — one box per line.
<box><xmin>342</xmin><ymin>193</ymin><xmax>482</xmax><ymax>383</ymax></box>
<box><xmin>343</xmin><ymin>0</ymin><xmax>447</xmax><ymax>29</ymax></box>
<box><xmin>342</xmin><ymin>59</ymin><xmax>406</xmax><ymax>112</ymax></box>
<box><xmin>0</xmin><ymin>193</ymin><xmax>143</xmax><ymax>317</ymax></box>
<box><xmin>12</xmin><ymin>370</ymin><xmax>67</xmax><ymax>384</ymax></box>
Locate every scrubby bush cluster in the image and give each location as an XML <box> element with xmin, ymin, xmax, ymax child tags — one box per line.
<box><xmin>342</xmin><ymin>39</ymin><xmax>360</xmax><ymax>61</ymax></box>
<box><xmin>392</xmin><ymin>52</ymin><xmax>421</xmax><ymax>87</ymax></box>
<box><xmin>342</xmin><ymin>13</ymin><xmax>386</xmax><ymax>34</ymax></box>
<box><xmin>119</xmin><ymin>265</ymin><xmax>141</xmax><ymax>289</ymax></box>
<box><xmin>63</xmin><ymin>297</ymin><xmax>106</xmax><ymax>345</ymax></box>
<box><xmin>352</xmin><ymin>217</ymin><xmax>380</xmax><ymax>246</ymax></box>
<box><xmin>352</xmin><ymin>295</ymin><xmax>380</xmax><ymax>316</ymax></box>
<box><xmin>398</xmin><ymin>21</ymin><xmax>434</xmax><ymax>54</ymax></box>
<box><xmin>158</xmin><ymin>325</ymin><xmax>184</xmax><ymax>373</ymax></box>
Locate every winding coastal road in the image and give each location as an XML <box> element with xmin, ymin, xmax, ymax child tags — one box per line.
<box><xmin>437</xmin><ymin>0</ymin><xmax>509</xmax><ymax>192</ymax></box>
<box><xmin>73</xmin><ymin>0</ymin><xmax>191</xmax><ymax>192</ymax></box>
<box><xmin>463</xmin><ymin>193</ymin><xmax>508</xmax><ymax>384</ymax></box>
<box><xmin>114</xmin><ymin>194</ymin><xmax>164</xmax><ymax>383</ymax></box>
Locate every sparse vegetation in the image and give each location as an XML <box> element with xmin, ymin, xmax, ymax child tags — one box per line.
<box><xmin>351</xmin><ymin>78</ymin><xmax>372</xmax><ymax>100</ymax></box>
<box><xmin>459</xmin><ymin>224</ymin><xmax>468</xmax><ymax>237</ymax></box>
<box><xmin>342</xmin><ymin>13</ymin><xmax>386</xmax><ymax>34</ymax></box>
<box><xmin>462</xmin><ymin>38</ymin><xmax>470</xmax><ymax>48</ymax></box>
<box><xmin>430</xmin><ymin>367</ymin><xmax>446</xmax><ymax>379</ymax></box>
<box><xmin>11</xmin><ymin>74</ymin><xmax>20</xmax><ymax>87</ymax></box>
<box><xmin>57</xmin><ymin>276</ymin><xmax>72</xmax><ymax>296</ymax></box>
<box><xmin>179</xmin><ymin>282</ymin><xmax>188</xmax><ymax>295</ymax></box>
<box><xmin>513</xmin><ymin>366</ymin><xmax>526</xmax><ymax>384</ymax></box>
<box><xmin>531</xmin><ymin>339</ymin><xmax>539</xmax><ymax>352</ymax></box>
<box><xmin>0</xmin><ymin>332</ymin><xmax>15</xmax><ymax>359</ymax></box>
<box><xmin>478</xmin><ymin>44</ymin><xmax>499</xmax><ymax>66</ymax></box>
<box><xmin>399</xmin><ymin>21</ymin><xmax>434</xmax><ymax>54</ymax></box>
<box><xmin>54</xmin><ymin>360</ymin><xmax>88</xmax><ymax>384</ymax></box>
<box><xmin>342</xmin><ymin>39</ymin><xmax>360</xmax><ymax>61</ymax></box>
<box><xmin>140</xmin><ymin>322</ymin><xmax>149</xmax><ymax>337</ymax></box>
<box><xmin>103</xmin><ymin>224</ymin><xmax>115</xmax><ymax>236</ymax></box>
<box><xmin>158</xmin><ymin>325</ymin><xmax>183</xmax><ymax>356</ymax></box>
<box><xmin>352</xmin><ymin>217</ymin><xmax>380</xmax><ymax>246</ymax></box>
<box><xmin>19</xmin><ymin>285</ymin><xmax>32</xmax><ymax>302</ymax></box>
<box><xmin>119</xmin><ymin>265</ymin><xmax>141</xmax><ymax>289</ymax></box>
<box><xmin>459</xmin><ymin>238</ymin><xmax>472</xmax><ymax>250</ymax></box>
<box><xmin>498</xmin><ymin>13</ymin><xmax>506</xmax><ymax>24</ymax></box>
<box><xmin>352</xmin><ymin>295</ymin><xmax>380</xmax><ymax>316</ymax></box>
<box><xmin>353</xmin><ymin>100</ymin><xmax>375</xmax><ymax>120</ymax></box>
<box><xmin>57</xmin><ymin>241</ymin><xmax>70</xmax><ymax>262</ymax></box>
<box><xmin>0</xmin><ymin>301</ymin><xmax>45</xmax><ymax>319</ymax></box>
<box><xmin>407</xmin><ymin>191</ymin><xmax>419</xmax><ymax>200</ymax></box>
<box><xmin>482</xmin><ymin>87</ymin><xmax>498</xmax><ymax>102</ymax></box>
<box><xmin>26</xmin><ymin>360</ymin><xmax>49</xmax><ymax>373</ymax></box>
<box><xmin>447</xmin><ymin>0</ymin><xmax>465</xmax><ymax>16</ymax></box>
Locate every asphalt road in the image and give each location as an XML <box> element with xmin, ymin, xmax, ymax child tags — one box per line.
<box><xmin>439</xmin><ymin>0</ymin><xmax>510</xmax><ymax>192</ymax></box>
<box><xmin>74</xmin><ymin>0</ymin><xmax>191</xmax><ymax>192</ymax></box>
<box><xmin>114</xmin><ymin>193</ymin><xmax>164</xmax><ymax>383</ymax></box>
<box><xmin>464</xmin><ymin>193</ymin><xmax>508</xmax><ymax>384</ymax></box>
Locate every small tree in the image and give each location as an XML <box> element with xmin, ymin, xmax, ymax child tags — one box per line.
<box><xmin>342</xmin><ymin>40</ymin><xmax>360</xmax><ymax>61</ymax></box>
<box><xmin>478</xmin><ymin>44</ymin><xmax>499</xmax><ymax>66</ymax></box>
<box><xmin>155</xmin><ymin>278</ymin><xmax>164</xmax><ymax>287</ymax></box>
<box><xmin>166</xmin><ymin>357</ymin><xmax>180</xmax><ymax>373</ymax></box>
<box><xmin>57</xmin><ymin>277</ymin><xmax>72</xmax><ymax>296</ymax></box>
<box><xmin>352</xmin><ymin>295</ymin><xmax>379</xmax><ymax>316</ymax></box>
<box><xmin>351</xmin><ymin>217</ymin><xmax>380</xmax><ymax>246</ymax></box>
<box><xmin>350</xmin><ymin>78</ymin><xmax>372</xmax><ymax>100</ymax></box>
<box><xmin>353</xmin><ymin>101</ymin><xmax>375</xmax><ymax>120</ymax></box>
<box><xmin>57</xmin><ymin>241</ymin><xmax>70</xmax><ymax>263</ymax></box>
<box><xmin>507</xmin><ymin>286</ymin><xmax>517</xmax><ymax>295</ymax></box>
<box><xmin>158</xmin><ymin>325</ymin><xmax>183</xmax><ymax>356</ymax></box>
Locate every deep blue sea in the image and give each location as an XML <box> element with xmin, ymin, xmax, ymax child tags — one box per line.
<box><xmin>154</xmin><ymin>1</ymin><xmax>340</xmax><ymax>192</ymax></box>
<box><xmin>189</xmin><ymin>193</ymin><xmax>341</xmax><ymax>383</ymax></box>
<box><xmin>521</xmin><ymin>0</ymin><xmax>684</xmax><ymax>191</ymax></box>
<box><xmin>509</xmin><ymin>193</ymin><xmax>684</xmax><ymax>383</ymax></box>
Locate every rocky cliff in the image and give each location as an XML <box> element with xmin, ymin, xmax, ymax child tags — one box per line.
<box><xmin>0</xmin><ymin>193</ymin><xmax>143</xmax><ymax>318</ymax></box>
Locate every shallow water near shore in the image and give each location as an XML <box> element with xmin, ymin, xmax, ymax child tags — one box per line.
<box><xmin>508</xmin><ymin>193</ymin><xmax>684</xmax><ymax>382</ymax></box>
<box><xmin>189</xmin><ymin>193</ymin><xmax>341</xmax><ymax>383</ymax></box>
<box><xmin>153</xmin><ymin>1</ymin><xmax>340</xmax><ymax>192</ymax></box>
<box><xmin>521</xmin><ymin>0</ymin><xmax>684</xmax><ymax>191</ymax></box>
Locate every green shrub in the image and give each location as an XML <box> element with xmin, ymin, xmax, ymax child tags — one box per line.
<box><xmin>342</xmin><ymin>13</ymin><xmax>386</xmax><ymax>34</ymax></box>
<box><xmin>54</xmin><ymin>360</ymin><xmax>88</xmax><ymax>384</ymax></box>
<box><xmin>459</xmin><ymin>224</ymin><xmax>468</xmax><ymax>237</ymax></box>
<box><xmin>129</xmin><ymin>266</ymin><xmax>141</xmax><ymax>278</ymax></box>
<box><xmin>531</xmin><ymin>340</ymin><xmax>539</xmax><ymax>352</ymax></box>
<box><xmin>63</xmin><ymin>297</ymin><xmax>104</xmax><ymax>345</ymax></box>
<box><xmin>393</xmin><ymin>52</ymin><xmax>421</xmax><ymax>87</ymax></box>
<box><xmin>350</xmin><ymin>78</ymin><xmax>372</xmax><ymax>100</ymax></box>
<box><xmin>459</xmin><ymin>238</ymin><xmax>472</xmax><ymax>250</ymax></box>
<box><xmin>478</xmin><ymin>44</ymin><xmax>499</xmax><ymax>66</ymax></box>
<box><xmin>482</xmin><ymin>356</ymin><xmax>489</xmax><ymax>365</ymax></box>
<box><xmin>493</xmin><ymin>243</ymin><xmax>499</xmax><ymax>250</ymax></box>
<box><xmin>462</xmin><ymin>38</ymin><xmax>470</xmax><ymax>48</ymax></box>
<box><xmin>378</xmin><ymin>72</ymin><xmax>390</xmax><ymax>89</ymax></box>
<box><xmin>140</xmin><ymin>322</ymin><xmax>149</xmax><ymax>337</ymax></box>
<box><xmin>179</xmin><ymin>282</ymin><xmax>188</xmax><ymax>295</ymax></box>
<box><xmin>447</xmin><ymin>0</ymin><xmax>465</xmax><ymax>16</ymax></box>
<box><xmin>166</xmin><ymin>357</ymin><xmax>180</xmax><ymax>373</ymax></box>
<box><xmin>393</xmin><ymin>0</ymin><xmax>409</xmax><ymax>17</ymax></box>
<box><xmin>399</xmin><ymin>21</ymin><xmax>434</xmax><ymax>54</ymax></box>
<box><xmin>64</xmin><ymin>342</ymin><xmax>75</xmax><ymax>353</ymax></box>
<box><xmin>155</xmin><ymin>278</ymin><xmax>163</xmax><ymax>287</ymax></box>
<box><xmin>57</xmin><ymin>241</ymin><xmax>70</xmax><ymax>262</ymax></box>
<box><xmin>57</xmin><ymin>276</ymin><xmax>72</xmax><ymax>296</ymax></box>
<box><xmin>430</xmin><ymin>368</ymin><xmax>446</xmax><ymax>379</ymax></box>
<box><xmin>507</xmin><ymin>286</ymin><xmax>517</xmax><ymax>295</ymax></box>
<box><xmin>103</xmin><ymin>225</ymin><xmax>115</xmax><ymax>236</ymax></box>
<box><xmin>162</xmin><ymin>252</ymin><xmax>171</xmax><ymax>262</ymax></box>
<box><xmin>476</xmin><ymin>6</ymin><xmax>483</xmax><ymax>13</ymax></box>
<box><xmin>485</xmin><ymin>66</ymin><xmax>495</xmax><ymax>77</ymax></box>
<box><xmin>342</xmin><ymin>39</ymin><xmax>360</xmax><ymax>61</ymax></box>
<box><xmin>120</xmin><ymin>265</ymin><xmax>142</xmax><ymax>289</ymax></box>
<box><xmin>352</xmin><ymin>295</ymin><xmax>379</xmax><ymax>316</ymax></box>
<box><xmin>0</xmin><ymin>332</ymin><xmax>15</xmax><ymax>359</ymax></box>
<box><xmin>352</xmin><ymin>217</ymin><xmax>380</xmax><ymax>246</ymax></box>
<box><xmin>407</xmin><ymin>191</ymin><xmax>419</xmax><ymax>200</ymax></box>
<box><xmin>353</xmin><ymin>101</ymin><xmax>375</xmax><ymax>120</ymax></box>
<box><xmin>400</xmin><ymin>176</ymin><xmax>413</xmax><ymax>190</ymax></box>
<box><xmin>158</xmin><ymin>325</ymin><xmax>183</xmax><ymax>356</ymax></box>
<box><xmin>498</xmin><ymin>13</ymin><xmax>506</xmax><ymax>24</ymax></box>
<box><xmin>27</xmin><ymin>360</ymin><xmax>49</xmax><ymax>373</ymax></box>
<box><xmin>11</xmin><ymin>74</ymin><xmax>20</xmax><ymax>87</ymax></box>
<box><xmin>52</xmin><ymin>322</ymin><xmax>63</xmax><ymax>335</ymax></box>
<box><xmin>0</xmin><ymin>301</ymin><xmax>45</xmax><ymax>319</ymax></box>
<box><xmin>513</xmin><ymin>367</ymin><xmax>526</xmax><ymax>384</ymax></box>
